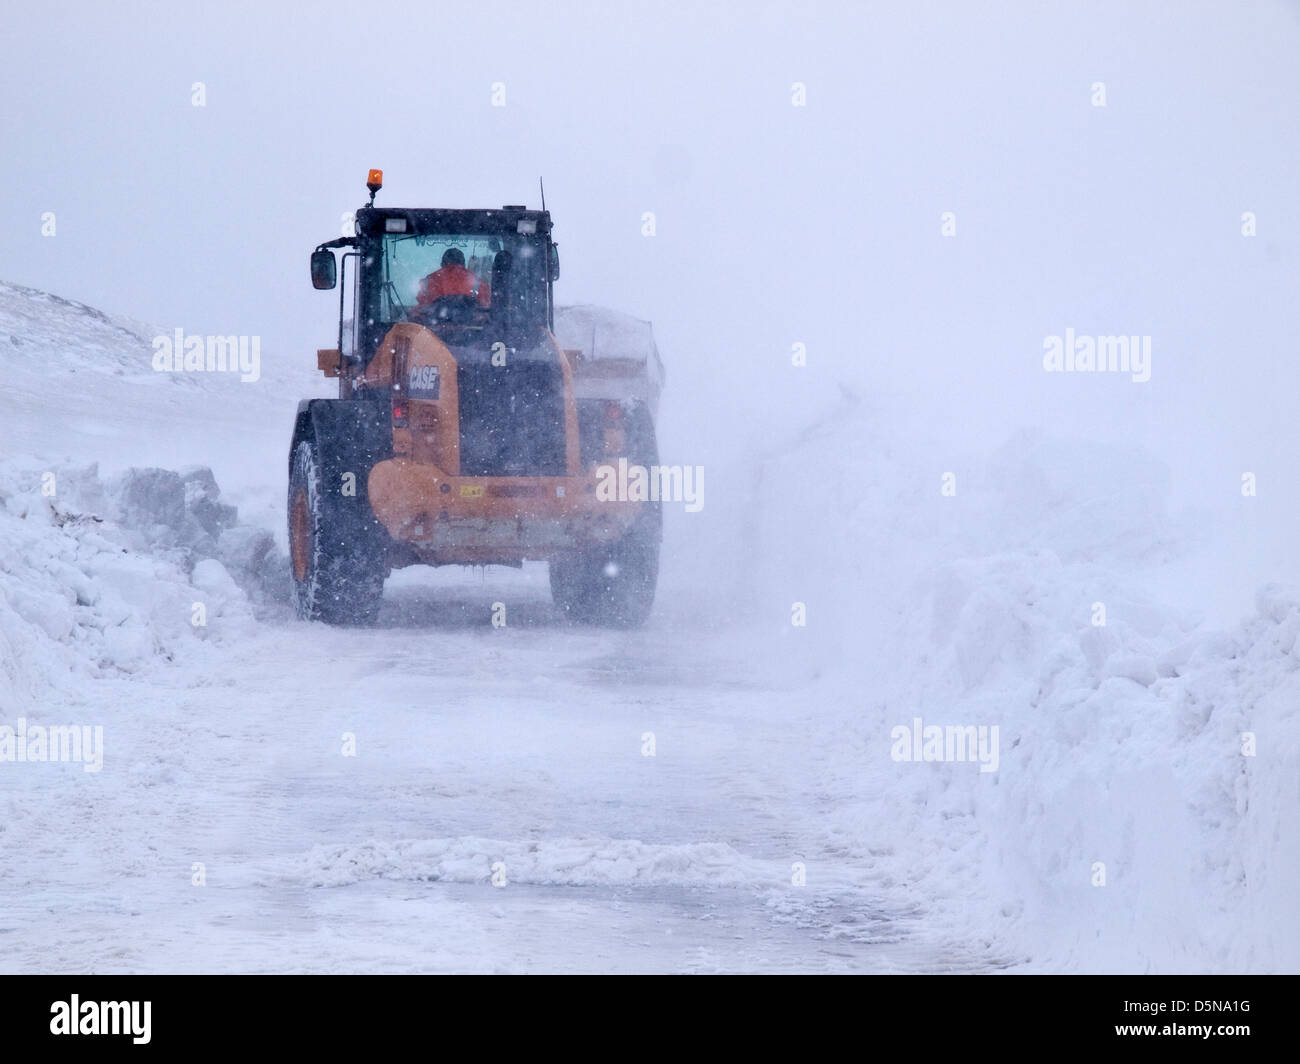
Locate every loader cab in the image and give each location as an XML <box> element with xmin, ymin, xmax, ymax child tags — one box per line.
<box><xmin>338</xmin><ymin>206</ymin><xmax>557</xmax><ymax>368</ymax></box>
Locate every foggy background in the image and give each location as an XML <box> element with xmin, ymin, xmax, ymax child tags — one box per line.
<box><xmin>2</xmin><ymin>0</ymin><xmax>1298</xmax><ymax>622</ymax></box>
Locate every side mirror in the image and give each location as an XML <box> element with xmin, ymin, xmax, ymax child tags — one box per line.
<box><xmin>548</xmin><ymin>244</ymin><xmax>561</xmax><ymax>281</ymax></box>
<box><xmin>310</xmin><ymin>249</ymin><xmax>337</xmax><ymax>290</ymax></box>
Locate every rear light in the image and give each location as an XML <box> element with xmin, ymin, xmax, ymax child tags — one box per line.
<box><xmin>392</xmin><ymin>401</ymin><xmax>407</xmax><ymax>426</ymax></box>
<box><xmin>604</xmin><ymin>401</ymin><xmax>624</xmax><ymax>423</ymax></box>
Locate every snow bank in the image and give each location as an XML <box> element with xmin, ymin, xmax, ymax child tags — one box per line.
<box><xmin>0</xmin><ymin>280</ymin><xmax>161</xmax><ymax>383</ymax></box>
<box><xmin>742</xmin><ymin>390</ymin><xmax>1300</xmax><ymax>972</ymax></box>
<box><xmin>0</xmin><ymin>458</ymin><xmax>284</xmax><ymax>712</ymax></box>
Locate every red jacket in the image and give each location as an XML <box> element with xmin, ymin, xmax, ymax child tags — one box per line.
<box><xmin>417</xmin><ymin>265</ymin><xmax>491</xmax><ymax>307</ymax></box>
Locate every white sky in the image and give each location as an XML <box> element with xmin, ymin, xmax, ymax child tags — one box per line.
<box><xmin>3</xmin><ymin>0</ymin><xmax>1299</xmax><ymax>597</ymax></box>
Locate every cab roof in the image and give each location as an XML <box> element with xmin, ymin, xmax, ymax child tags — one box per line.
<box><xmin>355</xmin><ymin>205</ymin><xmax>553</xmax><ymax>238</ymax></box>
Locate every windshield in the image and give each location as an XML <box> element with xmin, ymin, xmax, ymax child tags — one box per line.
<box><xmin>377</xmin><ymin>232</ymin><xmax>546</xmax><ymax>326</ymax></box>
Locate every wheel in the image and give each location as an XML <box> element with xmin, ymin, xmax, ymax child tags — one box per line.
<box><xmin>549</xmin><ymin>504</ymin><xmax>660</xmax><ymax>628</ymax></box>
<box><xmin>550</xmin><ymin>401</ymin><xmax>661</xmax><ymax>628</ymax></box>
<box><xmin>288</xmin><ymin>436</ymin><xmax>386</xmax><ymax>624</ymax></box>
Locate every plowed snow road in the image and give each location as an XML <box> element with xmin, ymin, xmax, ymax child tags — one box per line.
<box><xmin>0</xmin><ymin>563</ymin><xmax>996</xmax><ymax>973</ymax></box>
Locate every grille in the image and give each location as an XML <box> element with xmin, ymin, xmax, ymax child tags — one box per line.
<box><xmin>457</xmin><ymin>360</ymin><xmax>566</xmax><ymax>476</ymax></box>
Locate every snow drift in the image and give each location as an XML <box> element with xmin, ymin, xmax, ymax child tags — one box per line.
<box><xmin>738</xmin><ymin>385</ymin><xmax>1300</xmax><ymax>971</ymax></box>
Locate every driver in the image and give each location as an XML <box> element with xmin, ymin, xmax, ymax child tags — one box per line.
<box><xmin>416</xmin><ymin>248</ymin><xmax>491</xmax><ymax>308</ymax></box>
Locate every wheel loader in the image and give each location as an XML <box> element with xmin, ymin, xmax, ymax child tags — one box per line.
<box><xmin>287</xmin><ymin>170</ymin><xmax>663</xmax><ymax>626</ymax></box>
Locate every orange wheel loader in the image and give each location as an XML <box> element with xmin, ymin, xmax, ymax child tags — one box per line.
<box><xmin>288</xmin><ymin>171</ymin><xmax>663</xmax><ymax>626</ymax></box>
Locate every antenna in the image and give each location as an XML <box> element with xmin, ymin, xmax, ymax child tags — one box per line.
<box><xmin>539</xmin><ymin>176</ymin><xmax>546</xmax><ymax>212</ymax></box>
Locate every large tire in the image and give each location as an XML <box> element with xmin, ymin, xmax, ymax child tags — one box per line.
<box><xmin>288</xmin><ymin>436</ymin><xmax>386</xmax><ymax>624</ymax></box>
<box><xmin>550</xmin><ymin>402</ymin><xmax>661</xmax><ymax>628</ymax></box>
<box><xmin>549</xmin><ymin>505</ymin><xmax>660</xmax><ymax>627</ymax></box>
